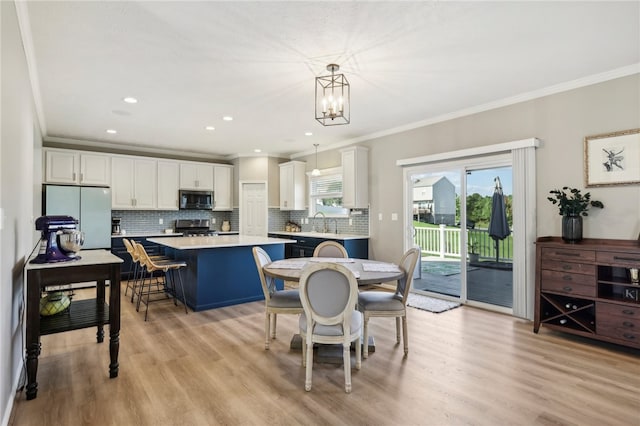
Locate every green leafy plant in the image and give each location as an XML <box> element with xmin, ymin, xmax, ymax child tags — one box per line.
<box><xmin>547</xmin><ymin>187</ymin><xmax>604</xmax><ymax>216</ymax></box>
<box><xmin>468</xmin><ymin>237</ymin><xmax>479</xmax><ymax>254</ymax></box>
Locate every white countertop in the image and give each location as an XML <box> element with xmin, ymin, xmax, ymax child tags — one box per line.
<box><xmin>147</xmin><ymin>235</ymin><xmax>296</xmax><ymax>250</ymax></box>
<box><xmin>268</xmin><ymin>231</ymin><xmax>369</xmax><ymax>240</ymax></box>
<box><xmin>25</xmin><ymin>249</ymin><xmax>123</xmax><ymax>270</ymax></box>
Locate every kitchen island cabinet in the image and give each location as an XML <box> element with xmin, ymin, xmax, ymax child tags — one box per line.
<box><xmin>148</xmin><ymin>235</ymin><xmax>295</xmax><ymax>311</ymax></box>
<box><xmin>268</xmin><ymin>231</ymin><xmax>369</xmax><ymax>259</ymax></box>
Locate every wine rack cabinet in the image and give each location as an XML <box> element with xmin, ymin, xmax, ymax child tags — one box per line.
<box><xmin>535</xmin><ymin>237</ymin><xmax>640</xmax><ymax>349</ymax></box>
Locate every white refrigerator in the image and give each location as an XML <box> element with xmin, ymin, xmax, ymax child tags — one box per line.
<box><xmin>43</xmin><ymin>184</ymin><xmax>112</xmax><ymax>249</ymax></box>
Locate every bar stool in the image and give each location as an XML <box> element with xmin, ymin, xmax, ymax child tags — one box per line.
<box><xmin>123</xmin><ymin>238</ymin><xmax>170</xmax><ymax>303</ymax></box>
<box><xmin>133</xmin><ymin>242</ymin><xmax>188</xmax><ymax>321</ymax></box>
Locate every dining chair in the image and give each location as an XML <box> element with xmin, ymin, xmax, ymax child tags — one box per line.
<box><xmin>357</xmin><ymin>247</ymin><xmax>420</xmax><ymax>359</ymax></box>
<box><xmin>134</xmin><ymin>241</ymin><xmax>188</xmax><ymax>321</ymax></box>
<box><xmin>299</xmin><ymin>262</ymin><xmax>362</xmax><ymax>393</ymax></box>
<box><xmin>313</xmin><ymin>240</ymin><xmax>348</xmax><ymax>258</ymax></box>
<box><xmin>252</xmin><ymin>247</ymin><xmax>303</xmax><ymax>349</ymax></box>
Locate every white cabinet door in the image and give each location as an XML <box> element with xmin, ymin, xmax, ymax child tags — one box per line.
<box><xmin>79</xmin><ymin>153</ymin><xmax>111</xmax><ymax>186</ymax></box>
<box><xmin>111</xmin><ymin>156</ymin><xmax>157</xmax><ymax>209</ymax></box>
<box><xmin>133</xmin><ymin>159</ymin><xmax>157</xmax><ymax>209</ymax></box>
<box><xmin>111</xmin><ymin>157</ymin><xmax>135</xmax><ymax>208</ymax></box>
<box><xmin>279</xmin><ymin>161</ymin><xmax>306</xmax><ymax>210</ymax></box>
<box><xmin>45</xmin><ymin>150</ymin><xmax>78</xmax><ymax>184</ymax></box>
<box><xmin>341</xmin><ymin>146</ymin><xmax>368</xmax><ymax>208</ymax></box>
<box><xmin>180</xmin><ymin>162</ymin><xmax>213</xmax><ymax>190</ymax></box>
<box><xmin>157</xmin><ymin>160</ymin><xmax>180</xmax><ymax>210</ymax></box>
<box><xmin>213</xmin><ymin>165</ymin><xmax>233</xmax><ymax>210</ymax></box>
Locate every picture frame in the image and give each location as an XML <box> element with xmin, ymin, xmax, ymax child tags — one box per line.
<box><xmin>584</xmin><ymin>128</ymin><xmax>640</xmax><ymax>187</ymax></box>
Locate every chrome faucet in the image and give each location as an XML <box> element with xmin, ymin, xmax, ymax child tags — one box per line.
<box><xmin>313</xmin><ymin>211</ymin><xmax>327</xmax><ymax>233</ymax></box>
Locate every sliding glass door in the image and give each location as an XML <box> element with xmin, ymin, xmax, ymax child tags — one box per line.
<box><xmin>407</xmin><ymin>154</ymin><xmax>514</xmax><ymax>312</ymax></box>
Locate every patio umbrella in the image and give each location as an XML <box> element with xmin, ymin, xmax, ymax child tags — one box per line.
<box><xmin>488</xmin><ymin>177</ymin><xmax>511</xmax><ymax>263</ymax></box>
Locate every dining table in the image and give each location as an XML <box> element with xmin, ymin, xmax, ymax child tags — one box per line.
<box><xmin>262</xmin><ymin>257</ymin><xmax>405</xmax><ymax>286</ymax></box>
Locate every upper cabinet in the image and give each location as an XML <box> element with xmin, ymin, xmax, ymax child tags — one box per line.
<box><xmin>341</xmin><ymin>146</ymin><xmax>368</xmax><ymax>209</ymax></box>
<box><xmin>111</xmin><ymin>156</ymin><xmax>157</xmax><ymax>209</ymax></box>
<box><xmin>279</xmin><ymin>161</ymin><xmax>306</xmax><ymax>210</ymax></box>
<box><xmin>213</xmin><ymin>165</ymin><xmax>233</xmax><ymax>210</ymax></box>
<box><xmin>44</xmin><ymin>149</ymin><xmax>111</xmax><ymax>186</ymax></box>
<box><xmin>157</xmin><ymin>160</ymin><xmax>180</xmax><ymax>210</ymax></box>
<box><xmin>180</xmin><ymin>162</ymin><xmax>213</xmax><ymax>190</ymax></box>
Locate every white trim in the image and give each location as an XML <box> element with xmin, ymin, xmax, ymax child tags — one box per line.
<box><xmin>397</xmin><ymin>138</ymin><xmax>540</xmax><ymax>167</ymax></box>
<box><xmin>15</xmin><ymin>0</ymin><xmax>47</xmax><ymax>136</ymax></box>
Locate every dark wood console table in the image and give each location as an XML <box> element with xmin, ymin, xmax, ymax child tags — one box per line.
<box><xmin>24</xmin><ymin>249</ymin><xmax>123</xmax><ymax>400</ymax></box>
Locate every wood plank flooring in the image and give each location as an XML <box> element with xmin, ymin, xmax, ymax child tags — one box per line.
<box><xmin>10</xmin><ymin>282</ymin><xmax>640</xmax><ymax>425</ymax></box>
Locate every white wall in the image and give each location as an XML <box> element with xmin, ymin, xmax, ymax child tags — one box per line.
<box><xmin>1</xmin><ymin>2</ymin><xmax>41</xmax><ymax>424</ymax></box>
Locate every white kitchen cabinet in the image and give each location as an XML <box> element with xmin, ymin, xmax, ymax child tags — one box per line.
<box><xmin>340</xmin><ymin>146</ymin><xmax>368</xmax><ymax>209</ymax></box>
<box><xmin>213</xmin><ymin>165</ymin><xmax>233</xmax><ymax>210</ymax></box>
<box><xmin>157</xmin><ymin>160</ymin><xmax>180</xmax><ymax>210</ymax></box>
<box><xmin>179</xmin><ymin>162</ymin><xmax>213</xmax><ymax>190</ymax></box>
<box><xmin>111</xmin><ymin>156</ymin><xmax>157</xmax><ymax>209</ymax></box>
<box><xmin>279</xmin><ymin>161</ymin><xmax>306</xmax><ymax>210</ymax></box>
<box><xmin>44</xmin><ymin>149</ymin><xmax>110</xmax><ymax>186</ymax></box>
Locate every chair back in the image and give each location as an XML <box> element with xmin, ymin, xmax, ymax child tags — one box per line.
<box><xmin>252</xmin><ymin>246</ymin><xmax>277</xmax><ymax>302</ymax></box>
<box><xmin>313</xmin><ymin>241</ymin><xmax>348</xmax><ymax>258</ymax></box>
<box><xmin>123</xmin><ymin>238</ymin><xmax>138</xmax><ymax>262</ymax></box>
<box><xmin>133</xmin><ymin>241</ymin><xmax>154</xmax><ymax>271</ymax></box>
<box><xmin>299</xmin><ymin>262</ymin><xmax>358</xmax><ymax>328</ymax></box>
<box><xmin>396</xmin><ymin>247</ymin><xmax>420</xmax><ymax>305</ymax></box>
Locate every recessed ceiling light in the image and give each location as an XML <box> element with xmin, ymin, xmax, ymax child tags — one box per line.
<box><xmin>305</xmin><ymin>132</ymin><xmax>313</xmax><ymax>136</ymax></box>
<box><xmin>205</xmin><ymin>126</ymin><xmax>215</xmax><ymax>131</ymax></box>
<box><xmin>222</xmin><ymin>116</ymin><xmax>233</xmax><ymax>121</ymax></box>
<box><xmin>123</xmin><ymin>97</ymin><xmax>138</xmax><ymax>104</ymax></box>
<box><xmin>106</xmin><ymin>129</ymin><xmax>117</xmax><ymax>134</ymax></box>
<box><xmin>254</xmin><ymin>149</ymin><xmax>262</xmax><ymax>153</ymax></box>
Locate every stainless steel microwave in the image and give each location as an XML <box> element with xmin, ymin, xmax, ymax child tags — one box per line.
<box><xmin>179</xmin><ymin>190</ymin><xmax>213</xmax><ymax>210</ymax></box>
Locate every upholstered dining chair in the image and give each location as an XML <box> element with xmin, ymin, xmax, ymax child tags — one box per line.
<box><xmin>313</xmin><ymin>240</ymin><xmax>348</xmax><ymax>258</ymax></box>
<box><xmin>252</xmin><ymin>247</ymin><xmax>303</xmax><ymax>349</ymax></box>
<box><xmin>299</xmin><ymin>262</ymin><xmax>362</xmax><ymax>393</ymax></box>
<box><xmin>357</xmin><ymin>247</ymin><xmax>420</xmax><ymax>359</ymax></box>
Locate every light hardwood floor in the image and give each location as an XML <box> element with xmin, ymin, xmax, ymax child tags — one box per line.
<box><xmin>10</xmin><ymin>283</ymin><xmax>640</xmax><ymax>425</ymax></box>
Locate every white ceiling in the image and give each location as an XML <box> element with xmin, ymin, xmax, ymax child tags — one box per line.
<box><xmin>20</xmin><ymin>1</ymin><xmax>640</xmax><ymax>160</ymax></box>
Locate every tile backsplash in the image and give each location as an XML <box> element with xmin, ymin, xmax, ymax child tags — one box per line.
<box><xmin>113</xmin><ymin>208</ymin><xmax>369</xmax><ymax>235</ymax></box>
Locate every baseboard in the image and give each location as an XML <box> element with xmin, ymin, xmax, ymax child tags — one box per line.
<box><xmin>1</xmin><ymin>362</ymin><xmax>24</xmax><ymax>426</ymax></box>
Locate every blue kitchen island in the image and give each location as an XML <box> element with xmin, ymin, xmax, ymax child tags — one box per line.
<box><xmin>147</xmin><ymin>235</ymin><xmax>295</xmax><ymax>311</ymax></box>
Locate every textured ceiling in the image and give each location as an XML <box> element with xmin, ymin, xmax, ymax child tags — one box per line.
<box><xmin>21</xmin><ymin>1</ymin><xmax>640</xmax><ymax>159</ymax></box>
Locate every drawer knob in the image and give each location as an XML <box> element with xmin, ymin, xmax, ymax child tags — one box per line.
<box><xmin>562</xmin><ymin>265</ymin><xmax>572</xmax><ymax>270</ymax></box>
<box><xmin>622</xmin><ymin>321</ymin><xmax>634</xmax><ymax>328</ymax></box>
<box><xmin>622</xmin><ymin>309</ymin><xmax>635</xmax><ymax>315</ymax></box>
<box><xmin>623</xmin><ymin>333</ymin><xmax>636</xmax><ymax>340</ymax></box>
<box><xmin>562</xmin><ymin>286</ymin><xmax>572</xmax><ymax>292</ymax></box>
<box><xmin>562</xmin><ymin>275</ymin><xmax>573</xmax><ymax>281</ymax></box>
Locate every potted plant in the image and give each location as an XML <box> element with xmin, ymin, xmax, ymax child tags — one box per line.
<box><xmin>468</xmin><ymin>238</ymin><xmax>480</xmax><ymax>263</ymax></box>
<box><xmin>547</xmin><ymin>186</ymin><xmax>604</xmax><ymax>243</ymax></box>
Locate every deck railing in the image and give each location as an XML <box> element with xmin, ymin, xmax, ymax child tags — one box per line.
<box><xmin>414</xmin><ymin>224</ymin><xmax>513</xmax><ymax>262</ymax></box>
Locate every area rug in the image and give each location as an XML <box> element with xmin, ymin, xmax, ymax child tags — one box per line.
<box><xmin>407</xmin><ymin>293</ymin><xmax>460</xmax><ymax>313</ymax></box>
<box><xmin>422</xmin><ymin>262</ymin><xmax>477</xmax><ymax>276</ymax></box>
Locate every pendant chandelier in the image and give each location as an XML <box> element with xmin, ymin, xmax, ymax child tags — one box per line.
<box><xmin>315</xmin><ymin>64</ymin><xmax>350</xmax><ymax>126</ymax></box>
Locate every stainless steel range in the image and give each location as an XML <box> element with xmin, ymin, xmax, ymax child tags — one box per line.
<box><xmin>174</xmin><ymin>219</ymin><xmax>217</xmax><ymax>237</ymax></box>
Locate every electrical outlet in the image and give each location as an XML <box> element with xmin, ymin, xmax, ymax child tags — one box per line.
<box><xmin>159</xmin><ymin>218</ymin><xmax>163</xmax><ymax>225</ymax></box>
<box><xmin>391</xmin><ymin>213</ymin><xmax>398</xmax><ymax>221</ymax></box>
<box><xmin>212</xmin><ymin>218</ymin><xmax>216</xmax><ymax>224</ymax></box>
<box><xmin>349</xmin><ymin>218</ymin><xmax>353</xmax><ymax>226</ymax></box>
<box><xmin>378</xmin><ymin>213</ymin><xmax>383</xmax><ymax>221</ymax></box>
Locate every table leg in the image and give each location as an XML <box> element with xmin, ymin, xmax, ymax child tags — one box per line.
<box><xmin>96</xmin><ymin>279</ymin><xmax>105</xmax><ymax>343</ymax></box>
<box><xmin>25</xmin><ymin>271</ymin><xmax>41</xmax><ymax>400</ymax></box>
<box><xmin>109</xmin><ymin>264</ymin><xmax>121</xmax><ymax>378</ymax></box>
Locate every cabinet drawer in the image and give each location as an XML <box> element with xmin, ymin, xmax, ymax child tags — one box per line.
<box><xmin>597</xmin><ymin>301</ymin><xmax>640</xmax><ymax>320</ymax></box>
<box><xmin>541</xmin><ymin>259</ymin><xmax>596</xmax><ymax>275</ymax></box>
<box><xmin>596</xmin><ymin>324</ymin><xmax>640</xmax><ymax>348</ymax></box>
<box><xmin>596</xmin><ymin>251</ymin><xmax>640</xmax><ymax>268</ymax></box>
<box><xmin>540</xmin><ymin>270</ymin><xmax>595</xmax><ymax>297</ymax></box>
<box><xmin>541</xmin><ymin>247</ymin><xmax>595</xmax><ymax>263</ymax></box>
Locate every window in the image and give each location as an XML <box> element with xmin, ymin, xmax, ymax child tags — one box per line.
<box><xmin>308</xmin><ymin>167</ymin><xmax>350</xmax><ymax>217</ymax></box>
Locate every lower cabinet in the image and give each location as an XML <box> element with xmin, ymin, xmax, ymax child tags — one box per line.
<box><xmin>269</xmin><ymin>233</ymin><xmax>369</xmax><ymax>259</ymax></box>
<box><xmin>534</xmin><ymin>236</ymin><xmax>640</xmax><ymax>349</ymax></box>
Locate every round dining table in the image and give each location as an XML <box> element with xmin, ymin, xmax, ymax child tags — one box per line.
<box><xmin>263</xmin><ymin>257</ymin><xmax>405</xmax><ymax>285</ymax></box>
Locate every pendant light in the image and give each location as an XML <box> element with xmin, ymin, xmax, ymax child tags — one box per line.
<box><xmin>315</xmin><ymin>64</ymin><xmax>350</xmax><ymax>126</ymax></box>
<box><xmin>311</xmin><ymin>144</ymin><xmax>321</xmax><ymax>176</ymax></box>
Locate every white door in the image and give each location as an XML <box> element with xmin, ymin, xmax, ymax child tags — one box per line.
<box><xmin>240</xmin><ymin>182</ymin><xmax>267</xmax><ymax>236</ymax></box>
